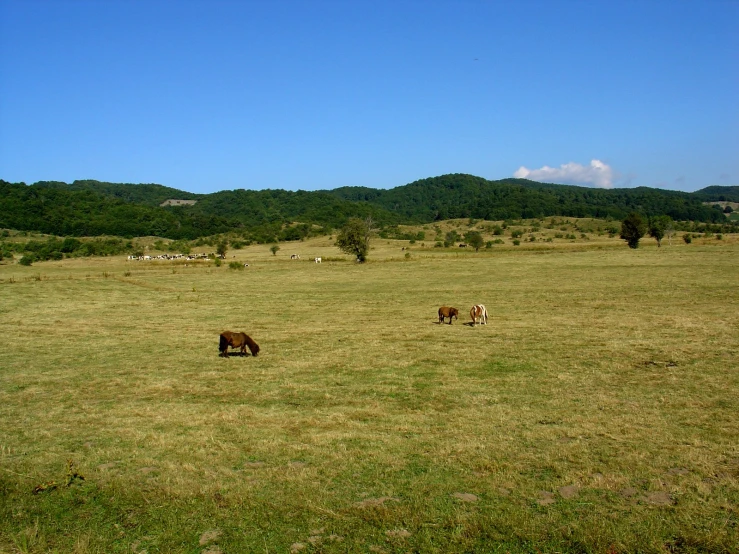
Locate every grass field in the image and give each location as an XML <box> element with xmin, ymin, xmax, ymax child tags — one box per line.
<box><xmin>1</xmin><ymin>234</ymin><xmax>738</xmax><ymax>553</ymax></box>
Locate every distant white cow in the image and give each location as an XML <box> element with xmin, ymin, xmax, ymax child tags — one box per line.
<box><xmin>314</xmin><ymin>257</ymin><xmax>322</xmax><ymax>263</ymax></box>
<box><xmin>290</xmin><ymin>254</ymin><xmax>300</xmax><ymax>260</ymax></box>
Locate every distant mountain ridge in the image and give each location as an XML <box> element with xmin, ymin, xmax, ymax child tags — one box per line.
<box><xmin>1</xmin><ymin>175</ymin><xmax>735</xmax><ymax>240</ymax></box>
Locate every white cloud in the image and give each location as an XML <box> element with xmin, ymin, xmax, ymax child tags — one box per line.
<box><xmin>514</xmin><ymin>159</ymin><xmax>615</xmax><ymax>189</ymax></box>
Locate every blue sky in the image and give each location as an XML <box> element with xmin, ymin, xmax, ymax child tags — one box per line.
<box><xmin>1</xmin><ymin>0</ymin><xmax>736</xmax><ymax>194</ymax></box>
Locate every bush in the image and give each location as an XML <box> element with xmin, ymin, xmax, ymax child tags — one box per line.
<box><xmin>512</xmin><ymin>239</ymin><xmax>521</xmax><ymax>246</ymax></box>
<box><xmin>621</xmin><ymin>212</ymin><xmax>646</xmax><ymax>248</ymax></box>
<box><xmin>683</xmin><ymin>234</ymin><xmax>692</xmax><ymax>244</ymax></box>
<box><xmin>213</xmin><ymin>257</ymin><xmax>222</xmax><ymax>267</ymax></box>
<box><xmin>228</xmin><ymin>261</ymin><xmax>244</xmax><ymax>270</ymax></box>
<box><xmin>19</xmin><ymin>255</ymin><xmax>34</xmax><ymax>266</ymax></box>
<box><xmin>511</xmin><ymin>230</ymin><xmax>523</xmax><ymax>238</ymax></box>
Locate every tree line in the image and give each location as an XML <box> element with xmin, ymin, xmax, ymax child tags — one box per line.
<box><xmin>1</xmin><ymin>176</ymin><xmax>734</xmax><ymax>243</ymax></box>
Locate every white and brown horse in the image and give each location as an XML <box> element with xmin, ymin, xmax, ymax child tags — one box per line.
<box><xmin>470</xmin><ymin>304</ymin><xmax>488</xmax><ymax>326</ymax></box>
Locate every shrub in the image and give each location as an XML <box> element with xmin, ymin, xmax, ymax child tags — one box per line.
<box><xmin>229</xmin><ymin>261</ymin><xmax>244</xmax><ymax>270</ymax></box>
<box><xmin>683</xmin><ymin>234</ymin><xmax>692</xmax><ymax>244</ymax></box>
<box><xmin>213</xmin><ymin>257</ymin><xmax>222</xmax><ymax>267</ymax></box>
<box><xmin>512</xmin><ymin>239</ymin><xmax>520</xmax><ymax>246</ymax></box>
<box><xmin>19</xmin><ymin>255</ymin><xmax>34</xmax><ymax>266</ymax></box>
<box><xmin>621</xmin><ymin>212</ymin><xmax>647</xmax><ymax>249</ymax></box>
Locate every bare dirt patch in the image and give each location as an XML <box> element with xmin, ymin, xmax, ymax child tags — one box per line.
<box><xmin>354</xmin><ymin>496</ymin><xmax>400</xmax><ymax>508</ymax></box>
<box><xmin>199</xmin><ymin>529</ymin><xmax>222</xmax><ymax>546</ymax></box>
<box><xmin>537</xmin><ymin>491</ymin><xmax>556</xmax><ymax>506</ymax></box>
<box><xmin>644</xmin><ymin>491</ymin><xmax>673</xmax><ymax>506</ymax></box>
<box><xmin>452</xmin><ymin>492</ymin><xmax>478</xmax><ymax>502</ymax></box>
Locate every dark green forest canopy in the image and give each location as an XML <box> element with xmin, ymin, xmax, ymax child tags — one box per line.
<box><xmin>327</xmin><ymin>174</ymin><xmax>728</xmax><ymax>223</ymax></box>
<box><xmin>0</xmin><ymin>175</ymin><xmax>733</xmax><ymax>240</ymax></box>
<box><xmin>692</xmin><ymin>185</ymin><xmax>739</xmax><ymax>202</ymax></box>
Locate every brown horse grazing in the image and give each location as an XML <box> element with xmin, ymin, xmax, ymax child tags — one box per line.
<box><xmin>438</xmin><ymin>306</ymin><xmax>459</xmax><ymax>324</ymax></box>
<box><xmin>219</xmin><ymin>331</ymin><xmax>260</xmax><ymax>357</ymax></box>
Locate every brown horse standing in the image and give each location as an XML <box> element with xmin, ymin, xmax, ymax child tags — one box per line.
<box><xmin>219</xmin><ymin>331</ymin><xmax>260</xmax><ymax>357</ymax></box>
<box><xmin>438</xmin><ymin>306</ymin><xmax>459</xmax><ymax>324</ymax></box>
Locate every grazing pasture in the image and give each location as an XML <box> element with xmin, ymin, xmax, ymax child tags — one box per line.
<box><xmin>0</xmin><ymin>239</ymin><xmax>737</xmax><ymax>553</ymax></box>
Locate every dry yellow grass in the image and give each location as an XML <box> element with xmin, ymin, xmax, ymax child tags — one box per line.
<box><xmin>0</xmin><ymin>234</ymin><xmax>737</xmax><ymax>553</ymax></box>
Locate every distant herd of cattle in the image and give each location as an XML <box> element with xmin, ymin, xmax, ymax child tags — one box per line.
<box><xmin>127</xmin><ymin>252</ymin><xmax>222</xmax><ymax>261</ymax></box>
<box><xmin>128</xmin><ymin>253</ymin><xmax>322</xmax><ymax>263</ymax></box>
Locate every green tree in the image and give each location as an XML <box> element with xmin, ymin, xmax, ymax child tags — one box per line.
<box><xmin>270</xmin><ymin>244</ymin><xmax>280</xmax><ymax>256</ymax></box>
<box><xmin>444</xmin><ymin>230</ymin><xmax>460</xmax><ymax>247</ymax></box>
<box><xmin>336</xmin><ymin>217</ymin><xmax>372</xmax><ymax>262</ymax></box>
<box><xmin>620</xmin><ymin>212</ymin><xmax>646</xmax><ymax>249</ymax></box>
<box><xmin>216</xmin><ymin>240</ymin><xmax>228</xmax><ymax>258</ymax></box>
<box><xmin>464</xmin><ymin>231</ymin><xmax>484</xmax><ymax>252</ymax></box>
<box><xmin>648</xmin><ymin>215</ymin><xmax>672</xmax><ymax>247</ymax></box>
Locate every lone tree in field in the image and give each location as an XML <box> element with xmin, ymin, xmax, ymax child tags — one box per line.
<box><xmin>648</xmin><ymin>215</ymin><xmax>672</xmax><ymax>247</ymax></box>
<box><xmin>270</xmin><ymin>244</ymin><xmax>280</xmax><ymax>256</ymax></box>
<box><xmin>216</xmin><ymin>240</ymin><xmax>228</xmax><ymax>258</ymax></box>
<box><xmin>620</xmin><ymin>212</ymin><xmax>647</xmax><ymax>249</ymax></box>
<box><xmin>336</xmin><ymin>216</ymin><xmax>374</xmax><ymax>262</ymax></box>
<box><xmin>464</xmin><ymin>230</ymin><xmax>484</xmax><ymax>252</ymax></box>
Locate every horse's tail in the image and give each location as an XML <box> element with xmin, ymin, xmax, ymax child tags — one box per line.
<box><xmin>244</xmin><ymin>334</ymin><xmax>260</xmax><ymax>356</ymax></box>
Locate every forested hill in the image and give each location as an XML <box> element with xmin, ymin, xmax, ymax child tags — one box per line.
<box><xmin>0</xmin><ymin>180</ymin><xmax>398</xmax><ymax>241</ymax></box>
<box><xmin>33</xmin><ymin>180</ymin><xmax>201</xmax><ymax>207</ymax></box>
<box><xmin>328</xmin><ymin>174</ymin><xmax>726</xmax><ymax>223</ymax></box>
<box><xmin>692</xmin><ymin>185</ymin><xmax>739</xmax><ymax>202</ymax></box>
<box><xmin>0</xmin><ymin>175</ymin><xmax>733</xmax><ymax>240</ymax></box>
